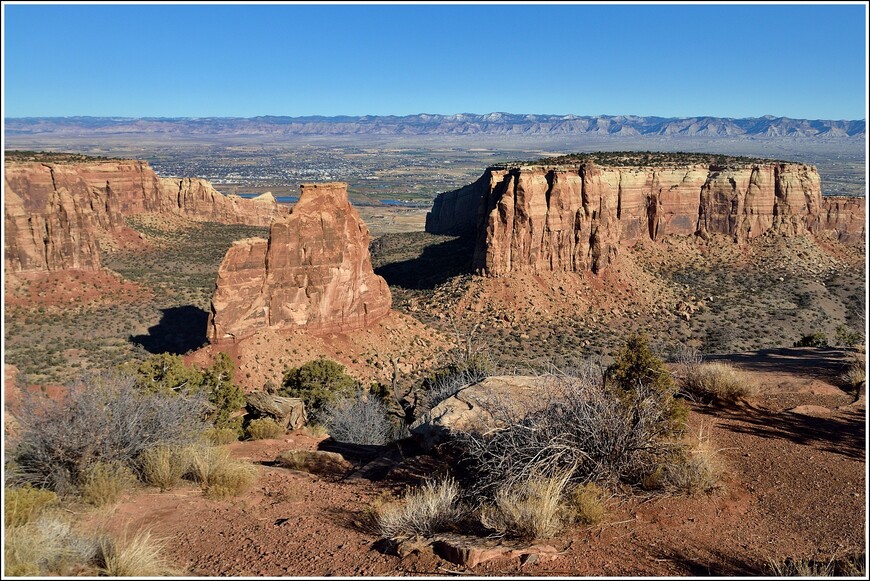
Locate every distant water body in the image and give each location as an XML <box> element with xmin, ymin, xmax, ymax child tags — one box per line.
<box><xmin>237</xmin><ymin>193</ymin><xmax>427</xmax><ymax>208</ymax></box>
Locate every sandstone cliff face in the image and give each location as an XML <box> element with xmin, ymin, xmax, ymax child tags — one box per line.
<box><xmin>208</xmin><ymin>183</ymin><xmax>392</xmax><ymax>341</ymax></box>
<box><xmin>4</xmin><ymin>160</ymin><xmax>280</xmax><ymax>273</ymax></box>
<box><xmin>428</xmin><ymin>162</ymin><xmax>863</xmax><ymax>275</ymax></box>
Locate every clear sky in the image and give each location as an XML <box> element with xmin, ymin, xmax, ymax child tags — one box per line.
<box><xmin>2</xmin><ymin>2</ymin><xmax>867</xmax><ymax>120</ymax></box>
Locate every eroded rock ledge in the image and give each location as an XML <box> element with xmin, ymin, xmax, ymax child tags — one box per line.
<box><xmin>426</xmin><ymin>162</ymin><xmax>865</xmax><ymax>275</ymax></box>
<box><xmin>208</xmin><ymin>182</ymin><xmax>392</xmax><ymax>341</ymax></box>
<box><xmin>4</xmin><ymin>159</ymin><xmax>280</xmax><ymax>273</ymax></box>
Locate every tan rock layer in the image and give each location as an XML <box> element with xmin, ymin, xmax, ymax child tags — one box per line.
<box><xmin>426</xmin><ymin>163</ymin><xmax>865</xmax><ymax>275</ymax></box>
<box><xmin>4</xmin><ymin>160</ymin><xmax>281</xmax><ymax>273</ymax></box>
<box><xmin>208</xmin><ymin>182</ymin><xmax>392</xmax><ymax>341</ymax></box>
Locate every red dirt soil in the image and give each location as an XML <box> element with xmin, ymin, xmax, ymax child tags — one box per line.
<box><xmin>81</xmin><ymin>348</ymin><xmax>866</xmax><ymax>576</ymax></box>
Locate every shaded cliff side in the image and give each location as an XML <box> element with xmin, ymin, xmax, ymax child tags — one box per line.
<box><xmin>4</xmin><ymin>159</ymin><xmax>281</xmax><ymax>273</ymax></box>
<box><xmin>208</xmin><ymin>183</ymin><xmax>392</xmax><ymax>341</ymax></box>
<box><xmin>426</xmin><ymin>161</ymin><xmax>865</xmax><ymax>275</ymax></box>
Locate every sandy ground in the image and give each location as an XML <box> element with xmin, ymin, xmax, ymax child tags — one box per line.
<box><xmin>82</xmin><ymin>347</ymin><xmax>865</xmax><ymax>576</ymax></box>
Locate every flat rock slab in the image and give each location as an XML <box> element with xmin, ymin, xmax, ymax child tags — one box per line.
<box><xmin>378</xmin><ymin>533</ymin><xmax>561</xmax><ymax>569</ymax></box>
<box><xmin>274</xmin><ymin>449</ymin><xmax>354</xmax><ymax>476</ymax></box>
<box><xmin>787</xmin><ymin>404</ymin><xmax>833</xmax><ymax>417</ymax></box>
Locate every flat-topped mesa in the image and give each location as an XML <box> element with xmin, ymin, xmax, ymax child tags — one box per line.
<box><xmin>426</xmin><ymin>158</ymin><xmax>865</xmax><ymax>275</ymax></box>
<box><xmin>208</xmin><ymin>182</ymin><xmax>392</xmax><ymax>341</ymax></box>
<box><xmin>3</xmin><ymin>157</ymin><xmax>281</xmax><ymax>274</ymax></box>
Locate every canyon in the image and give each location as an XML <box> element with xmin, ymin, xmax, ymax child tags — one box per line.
<box><xmin>426</xmin><ymin>159</ymin><xmax>865</xmax><ymax>275</ymax></box>
<box><xmin>3</xmin><ymin>155</ymin><xmax>280</xmax><ymax>273</ymax></box>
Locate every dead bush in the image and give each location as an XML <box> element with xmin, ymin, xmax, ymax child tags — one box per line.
<box><xmin>13</xmin><ymin>371</ymin><xmax>208</xmax><ymax>493</ymax></box>
<box><xmin>457</xmin><ymin>372</ymin><xmax>685</xmax><ymax>499</ymax></box>
<box><xmin>375</xmin><ymin>477</ymin><xmax>465</xmax><ymax>540</ymax></box>
<box><xmin>840</xmin><ymin>359</ymin><xmax>866</xmax><ymax>392</ymax></box>
<box><xmin>682</xmin><ymin>362</ymin><xmax>758</xmax><ymax>402</ymax></box>
<box><xmin>767</xmin><ymin>551</ymin><xmax>866</xmax><ymax>577</ymax></box>
<box><xmin>642</xmin><ymin>425</ymin><xmax>722</xmax><ymax>495</ymax></box>
<box><xmin>320</xmin><ymin>390</ymin><xmax>400</xmax><ymax>446</ymax></box>
<box><xmin>245</xmin><ymin>418</ymin><xmax>285</xmax><ymax>440</ymax></box>
<box><xmin>4</xmin><ymin>514</ymin><xmax>98</xmax><ymax>576</ymax></box>
<box><xmin>479</xmin><ymin>469</ymin><xmax>572</xmax><ymax>540</ymax></box>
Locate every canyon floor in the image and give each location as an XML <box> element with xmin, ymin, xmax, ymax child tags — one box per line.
<box><xmin>82</xmin><ymin>349</ymin><xmax>865</xmax><ymax>576</ymax></box>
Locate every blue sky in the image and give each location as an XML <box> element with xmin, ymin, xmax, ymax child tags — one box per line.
<box><xmin>3</xmin><ymin>3</ymin><xmax>867</xmax><ymax>119</ymax></box>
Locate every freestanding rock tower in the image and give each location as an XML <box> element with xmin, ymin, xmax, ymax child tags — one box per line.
<box><xmin>208</xmin><ymin>182</ymin><xmax>392</xmax><ymax>342</ymax></box>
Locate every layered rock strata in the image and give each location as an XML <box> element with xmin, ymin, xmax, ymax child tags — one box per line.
<box><xmin>426</xmin><ymin>163</ymin><xmax>865</xmax><ymax>275</ymax></box>
<box><xmin>208</xmin><ymin>182</ymin><xmax>391</xmax><ymax>341</ymax></box>
<box><xmin>4</xmin><ymin>160</ymin><xmax>280</xmax><ymax>273</ymax></box>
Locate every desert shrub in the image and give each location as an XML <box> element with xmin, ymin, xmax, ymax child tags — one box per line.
<box><xmin>4</xmin><ymin>514</ymin><xmax>98</xmax><ymax>576</ymax></box>
<box><xmin>479</xmin><ymin>469</ymin><xmax>572</xmax><ymax>540</ymax></box>
<box><xmin>458</xmin><ymin>365</ymin><xmax>688</xmax><ymax>500</ymax></box>
<box><xmin>682</xmin><ymin>362</ymin><xmax>758</xmax><ymax>402</ymax></box>
<box><xmin>79</xmin><ymin>461</ymin><xmax>135</xmax><ymax>507</ymax></box>
<box><xmin>794</xmin><ymin>332</ymin><xmax>829</xmax><ymax>347</ymax></box>
<box><xmin>97</xmin><ymin>529</ymin><xmax>175</xmax><ymax>576</ymax></box>
<box><xmin>131</xmin><ymin>352</ymin><xmax>246</xmax><ymax>435</ymax></box>
<box><xmin>607</xmin><ymin>332</ymin><xmax>688</xmax><ymax>435</ymax></box>
<box><xmin>139</xmin><ymin>446</ymin><xmax>191</xmax><ymax>492</ymax></box>
<box><xmin>245</xmin><ymin>418</ymin><xmax>285</xmax><ymax>440</ymax></box>
<box><xmin>13</xmin><ymin>371</ymin><xmax>208</xmax><ymax>493</ymax></box>
<box><xmin>569</xmin><ymin>482</ymin><xmax>609</xmax><ymax>525</ymax></box>
<box><xmin>200</xmin><ymin>353</ymin><xmax>246</xmax><ymax>435</ymax></box>
<box><xmin>420</xmin><ymin>350</ymin><xmax>494</xmax><ymax>412</ymax></box>
<box><xmin>203</xmin><ymin>427</ymin><xmax>240</xmax><ymax>445</ymax></box>
<box><xmin>835</xmin><ymin>325</ymin><xmax>864</xmax><ymax>348</ymax></box>
<box><xmin>185</xmin><ymin>445</ymin><xmax>257</xmax><ymax>498</ymax></box>
<box><xmin>320</xmin><ymin>390</ymin><xmax>399</xmax><ymax>445</ymax></box>
<box><xmin>280</xmin><ymin>358</ymin><xmax>358</xmax><ymax>413</ymax></box>
<box><xmin>375</xmin><ymin>477</ymin><xmax>464</xmax><ymax>540</ymax></box>
<box><xmin>4</xmin><ymin>485</ymin><xmax>58</xmax><ymax>527</ymax></box>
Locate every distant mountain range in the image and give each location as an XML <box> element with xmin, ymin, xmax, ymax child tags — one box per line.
<box><xmin>5</xmin><ymin>113</ymin><xmax>865</xmax><ymax>138</ymax></box>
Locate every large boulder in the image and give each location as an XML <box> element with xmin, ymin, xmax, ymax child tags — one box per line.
<box><xmin>245</xmin><ymin>392</ymin><xmax>307</xmax><ymax>430</ymax></box>
<box><xmin>409</xmin><ymin>375</ymin><xmax>547</xmax><ymax>449</ymax></box>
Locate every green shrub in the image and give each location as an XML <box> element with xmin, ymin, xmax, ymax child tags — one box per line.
<box><xmin>79</xmin><ymin>462</ymin><xmax>135</xmax><ymax>507</ymax></box>
<box><xmin>245</xmin><ymin>418</ymin><xmax>285</xmax><ymax>440</ymax></box>
<box><xmin>608</xmin><ymin>332</ymin><xmax>687</xmax><ymax>435</ymax></box>
<box><xmin>280</xmin><ymin>358</ymin><xmax>358</xmax><ymax>413</ymax></box>
<box><xmin>835</xmin><ymin>325</ymin><xmax>864</xmax><ymax>348</ymax></box>
<box><xmin>4</xmin><ymin>486</ymin><xmax>58</xmax><ymax>527</ymax></box>
<box><xmin>794</xmin><ymin>332</ymin><xmax>829</xmax><ymax>347</ymax></box>
<box><xmin>129</xmin><ymin>353</ymin><xmax>203</xmax><ymax>394</ymax></box>
<box><xmin>200</xmin><ymin>353</ymin><xmax>246</xmax><ymax>435</ymax></box>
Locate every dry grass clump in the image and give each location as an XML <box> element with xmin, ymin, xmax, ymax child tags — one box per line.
<box><xmin>245</xmin><ymin>418</ymin><xmax>285</xmax><ymax>440</ymax></box>
<box><xmin>4</xmin><ymin>485</ymin><xmax>58</xmax><ymax>527</ymax></box>
<box><xmin>840</xmin><ymin>359</ymin><xmax>866</xmax><ymax>392</ymax></box>
<box><xmin>375</xmin><ymin>478</ymin><xmax>464</xmax><ymax>539</ymax></box>
<box><xmin>767</xmin><ymin>551</ymin><xmax>866</xmax><ymax>577</ymax></box>
<box><xmin>682</xmin><ymin>362</ymin><xmax>758</xmax><ymax>402</ymax></box>
<box><xmin>79</xmin><ymin>462</ymin><xmax>135</xmax><ymax>507</ymax></box>
<box><xmin>204</xmin><ymin>427</ymin><xmax>240</xmax><ymax>445</ymax></box>
<box><xmin>479</xmin><ymin>469</ymin><xmax>572</xmax><ymax>540</ymax></box>
<box><xmin>97</xmin><ymin>529</ymin><xmax>176</xmax><ymax>576</ymax></box>
<box><xmin>643</xmin><ymin>426</ymin><xmax>722</xmax><ymax>495</ymax></box>
<box><xmin>569</xmin><ymin>482</ymin><xmax>609</xmax><ymax>525</ymax></box>
<box><xmin>186</xmin><ymin>446</ymin><xmax>257</xmax><ymax>499</ymax></box>
<box><xmin>139</xmin><ymin>445</ymin><xmax>192</xmax><ymax>492</ymax></box>
<box><xmin>4</xmin><ymin>514</ymin><xmax>98</xmax><ymax>576</ymax></box>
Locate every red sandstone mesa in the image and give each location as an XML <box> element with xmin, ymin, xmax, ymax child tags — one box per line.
<box><xmin>3</xmin><ymin>159</ymin><xmax>280</xmax><ymax>273</ymax></box>
<box><xmin>426</xmin><ymin>161</ymin><xmax>865</xmax><ymax>275</ymax></box>
<box><xmin>208</xmin><ymin>182</ymin><xmax>392</xmax><ymax>341</ymax></box>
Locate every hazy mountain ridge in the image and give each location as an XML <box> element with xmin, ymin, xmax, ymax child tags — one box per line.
<box><xmin>6</xmin><ymin>113</ymin><xmax>865</xmax><ymax>138</ymax></box>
